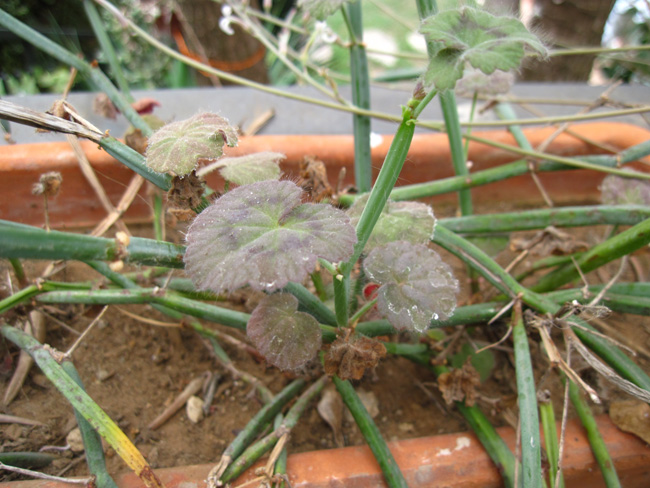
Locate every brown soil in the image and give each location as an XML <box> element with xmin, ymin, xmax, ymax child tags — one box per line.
<box><xmin>1</xmin><ymin>217</ymin><xmax>649</xmax><ymax>483</ymax></box>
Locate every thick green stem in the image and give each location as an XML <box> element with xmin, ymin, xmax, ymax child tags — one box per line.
<box><xmin>344</xmin><ymin>0</ymin><xmax>372</xmax><ymax>193</ymax></box>
<box><xmin>334</xmin><ymin>376</ymin><xmax>409</xmax><ymax>488</ymax></box>
<box><xmin>512</xmin><ymin>304</ymin><xmax>542</xmax><ymax>488</ymax></box>
<box><xmin>440</xmin><ymin>91</ymin><xmax>474</xmax><ymax>215</ymax></box>
<box><xmin>440</xmin><ymin>205</ymin><xmax>650</xmax><ymax>234</ymax></box>
<box><xmin>433</xmin><ymin>225</ymin><xmax>650</xmax><ymax>391</ymax></box>
<box><xmin>0</xmin><ymin>220</ymin><xmax>183</xmax><ymax>267</ymax></box>
<box><xmin>37</xmin><ymin>288</ymin><xmax>250</xmax><ymax>330</ymax></box>
<box><xmin>220</xmin><ymin>379</ymin><xmax>306</xmax><ymax>465</ymax></box>
<box><xmin>569</xmin><ymin>381</ymin><xmax>621</xmax><ymax>488</ymax></box>
<box><xmin>342</xmin><ymin>119</ymin><xmax>416</xmax><ymax>274</ymax></box>
<box><xmin>283</xmin><ymin>282</ymin><xmax>337</xmax><ymax>326</ymax></box>
<box><xmin>539</xmin><ymin>397</ymin><xmax>564</xmax><ymax>488</ymax></box>
<box><xmin>532</xmin><ymin>217</ymin><xmax>650</xmax><ymax>293</ymax></box>
<box><xmin>221</xmin><ymin>376</ymin><xmax>328</xmax><ymax>483</ymax></box>
<box><xmin>98</xmin><ymin>137</ymin><xmax>172</xmax><ymax>191</ymax></box>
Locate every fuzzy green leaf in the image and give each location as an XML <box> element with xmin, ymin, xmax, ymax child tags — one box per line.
<box><xmin>298</xmin><ymin>0</ymin><xmax>351</xmax><ymax>20</ymax></box>
<box><xmin>364</xmin><ymin>241</ymin><xmax>459</xmax><ymax>332</ymax></box>
<box><xmin>218</xmin><ymin>152</ymin><xmax>284</xmax><ymax>185</ymax></box>
<box><xmin>146</xmin><ymin>112</ymin><xmax>238</xmax><ymax>176</ymax></box>
<box><xmin>347</xmin><ymin>196</ymin><xmax>436</xmax><ymax>253</ymax></box>
<box><xmin>184</xmin><ymin>180</ymin><xmax>357</xmax><ymax>295</ymax></box>
<box><xmin>419</xmin><ymin>6</ymin><xmax>547</xmax><ymax>91</ymax></box>
<box><xmin>247</xmin><ymin>293</ymin><xmax>322</xmax><ymax>371</ymax></box>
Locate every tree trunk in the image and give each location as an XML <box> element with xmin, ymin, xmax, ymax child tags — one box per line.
<box><xmin>519</xmin><ymin>0</ymin><xmax>615</xmax><ymax>81</ymax></box>
<box><xmin>175</xmin><ymin>0</ymin><xmax>268</xmax><ymax>85</ymax></box>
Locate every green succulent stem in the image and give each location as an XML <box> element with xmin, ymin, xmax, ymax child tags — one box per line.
<box><xmin>221</xmin><ymin>376</ymin><xmax>328</xmax><ymax>483</ymax></box>
<box><xmin>219</xmin><ymin>379</ymin><xmax>306</xmax><ymax>472</ymax></box>
<box><xmin>0</xmin><ymin>220</ymin><xmax>183</xmax><ymax>267</ymax></box>
<box><xmin>344</xmin><ymin>0</ymin><xmax>373</xmax><ymax>193</ymax></box>
<box><xmin>432</xmin><ymin>225</ymin><xmax>650</xmax><ymax>391</ymax></box>
<box><xmin>440</xmin><ymin>205</ymin><xmax>650</xmax><ymax>234</ymax></box>
<box><xmin>334</xmin><ymin>376</ymin><xmax>409</xmax><ymax>488</ymax></box>
<box><xmin>532</xmin><ymin>216</ymin><xmax>650</xmax><ymax>293</ymax></box>
<box><xmin>569</xmin><ymin>381</ymin><xmax>621</xmax><ymax>488</ymax></box>
<box><xmin>512</xmin><ymin>302</ymin><xmax>543</xmax><ymax>488</ymax></box>
<box><xmin>539</xmin><ymin>396</ymin><xmax>565</xmax><ymax>488</ymax></box>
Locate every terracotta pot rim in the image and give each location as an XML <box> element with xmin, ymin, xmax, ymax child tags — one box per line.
<box><xmin>2</xmin><ymin>415</ymin><xmax>649</xmax><ymax>488</ymax></box>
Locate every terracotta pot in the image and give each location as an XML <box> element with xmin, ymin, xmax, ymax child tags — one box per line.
<box><xmin>2</xmin><ymin>416</ymin><xmax>649</xmax><ymax>488</ymax></box>
<box><xmin>0</xmin><ymin>122</ymin><xmax>648</xmax><ymax>228</ymax></box>
<box><xmin>2</xmin><ymin>122</ymin><xmax>650</xmax><ymax>487</ymax></box>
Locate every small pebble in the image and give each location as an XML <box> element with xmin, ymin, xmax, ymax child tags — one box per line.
<box><xmin>67</xmin><ymin>428</ymin><xmax>85</xmax><ymax>453</ymax></box>
<box><xmin>186</xmin><ymin>396</ymin><xmax>204</xmax><ymax>423</ymax></box>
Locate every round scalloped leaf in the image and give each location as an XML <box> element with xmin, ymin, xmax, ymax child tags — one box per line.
<box><xmin>364</xmin><ymin>241</ymin><xmax>459</xmax><ymax>332</ymax></box>
<box><xmin>218</xmin><ymin>152</ymin><xmax>284</xmax><ymax>185</ymax></box>
<box><xmin>298</xmin><ymin>0</ymin><xmax>351</xmax><ymax>20</ymax></box>
<box><xmin>347</xmin><ymin>195</ymin><xmax>436</xmax><ymax>253</ymax></box>
<box><xmin>419</xmin><ymin>6</ymin><xmax>547</xmax><ymax>91</ymax></box>
<box><xmin>184</xmin><ymin>180</ymin><xmax>357</xmax><ymax>294</ymax></box>
<box><xmin>247</xmin><ymin>293</ymin><xmax>322</xmax><ymax>371</ymax></box>
<box><xmin>601</xmin><ymin>170</ymin><xmax>650</xmax><ymax>206</ymax></box>
<box><xmin>146</xmin><ymin>112</ymin><xmax>238</xmax><ymax>176</ymax></box>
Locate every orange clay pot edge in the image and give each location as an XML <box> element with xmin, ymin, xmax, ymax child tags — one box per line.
<box><xmin>1</xmin><ymin>121</ymin><xmax>648</xmax><ymax>229</ymax></box>
<box><xmin>2</xmin><ymin>415</ymin><xmax>649</xmax><ymax>488</ymax></box>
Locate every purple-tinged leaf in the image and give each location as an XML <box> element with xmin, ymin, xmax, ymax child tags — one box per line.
<box><xmin>184</xmin><ymin>180</ymin><xmax>357</xmax><ymax>294</ymax></box>
<box><xmin>218</xmin><ymin>152</ymin><xmax>284</xmax><ymax>185</ymax></box>
<box><xmin>601</xmin><ymin>170</ymin><xmax>650</xmax><ymax>206</ymax></box>
<box><xmin>146</xmin><ymin>112</ymin><xmax>238</xmax><ymax>176</ymax></box>
<box><xmin>364</xmin><ymin>241</ymin><xmax>459</xmax><ymax>333</ymax></box>
<box><xmin>347</xmin><ymin>195</ymin><xmax>436</xmax><ymax>253</ymax></box>
<box><xmin>247</xmin><ymin>293</ymin><xmax>322</xmax><ymax>371</ymax></box>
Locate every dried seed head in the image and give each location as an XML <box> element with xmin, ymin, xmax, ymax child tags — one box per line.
<box><xmin>32</xmin><ymin>172</ymin><xmax>63</xmax><ymax>198</ymax></box>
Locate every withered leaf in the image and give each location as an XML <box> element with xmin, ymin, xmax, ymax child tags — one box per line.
<box><xmin>437</xmin><ymin>362</ymin><xmax>481</xmax><ymax>407</ymax></box>
<box><xmin>167</xmin><ymin>172</ymin><xmax>205</xmax><ymax>211</ymax></box>
<box><xmin>93</xmin><ymin>93</ymin><xmax>118</xmax><ymax>120</ymax></box>
<box><xmin>610</xmin><ymin>400</ymin><xmax>650</xmax><ymax>444</ymax></box>
<box><xmin>298</xmin><ymin>156</ymin><xmax>333</xmax><ymax>202</ymax></box>
<box><xmin>324</xmin><ymin>335</ymin><xmax>386</xmax><ymax>381</ymax></box>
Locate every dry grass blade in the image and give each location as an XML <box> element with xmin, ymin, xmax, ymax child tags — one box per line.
<box><xmin>0</xmin><ymin>100</ymin><xmax>103</xmax><ymax>141</ymax></box>
<box><xmin>92</xmin><ymin>175</ymin><xmax>145</xmax><ymax>237</ymax></box>
<box><xmin>3</xmin><ymin>311</ymin><xmax>46</xmax><ymax>406</ymax></box>
<box><xmin>0</xmin><ymin>413</ymin><xmax>46</xmax><ymax>427</ymax></box>
<box><xmin>567</xmin><ymin>327</ymin><xmax>650</xmax><ymax>403</ymax></box>
<box><xmin>66</xmin><ymin>134</ymin><xmax>131</xmax><ymax>236</ymax></box>
<box><xmin>532</xmin><ymin>317</ymin><xmax>601</xmax><ymax>404</ymax></box>
<box><xmin>0</xmin><ymin>461</ymin><xmax>93</xmax><ymax>485</ymax></box>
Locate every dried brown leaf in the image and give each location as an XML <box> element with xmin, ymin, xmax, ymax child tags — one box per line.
<box><xmin>324</xmin><ymin>335</ymin><xmax>386</xmax><ymax>381</ymax></box>
<box><xmin>167</xmin><ymin>172</ymin><xmax>205</xmax><ymax>211</ymax></box>
<box><xmin>317</xmin><ymin>386</ymin><xmax>344</xmax><ymax>447</ymax></box>
<box><xmin>610</xmin><ymin>400</ymin><xmax>650</xmax><ymax>444</ymax></box>
<box><xmin>92</xmin><ymin>93</ymin><xmax>118</xmax><ymax>120</ymax></box>
<box><xmin>298</xmin><ymin>156</ymin><xmax>333</xmax><ymax>202</ymax></box>
<box><xmin>437</xmin><ymin>362</ymin><xmax>481</xmax><ymax>406</ymax></box>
